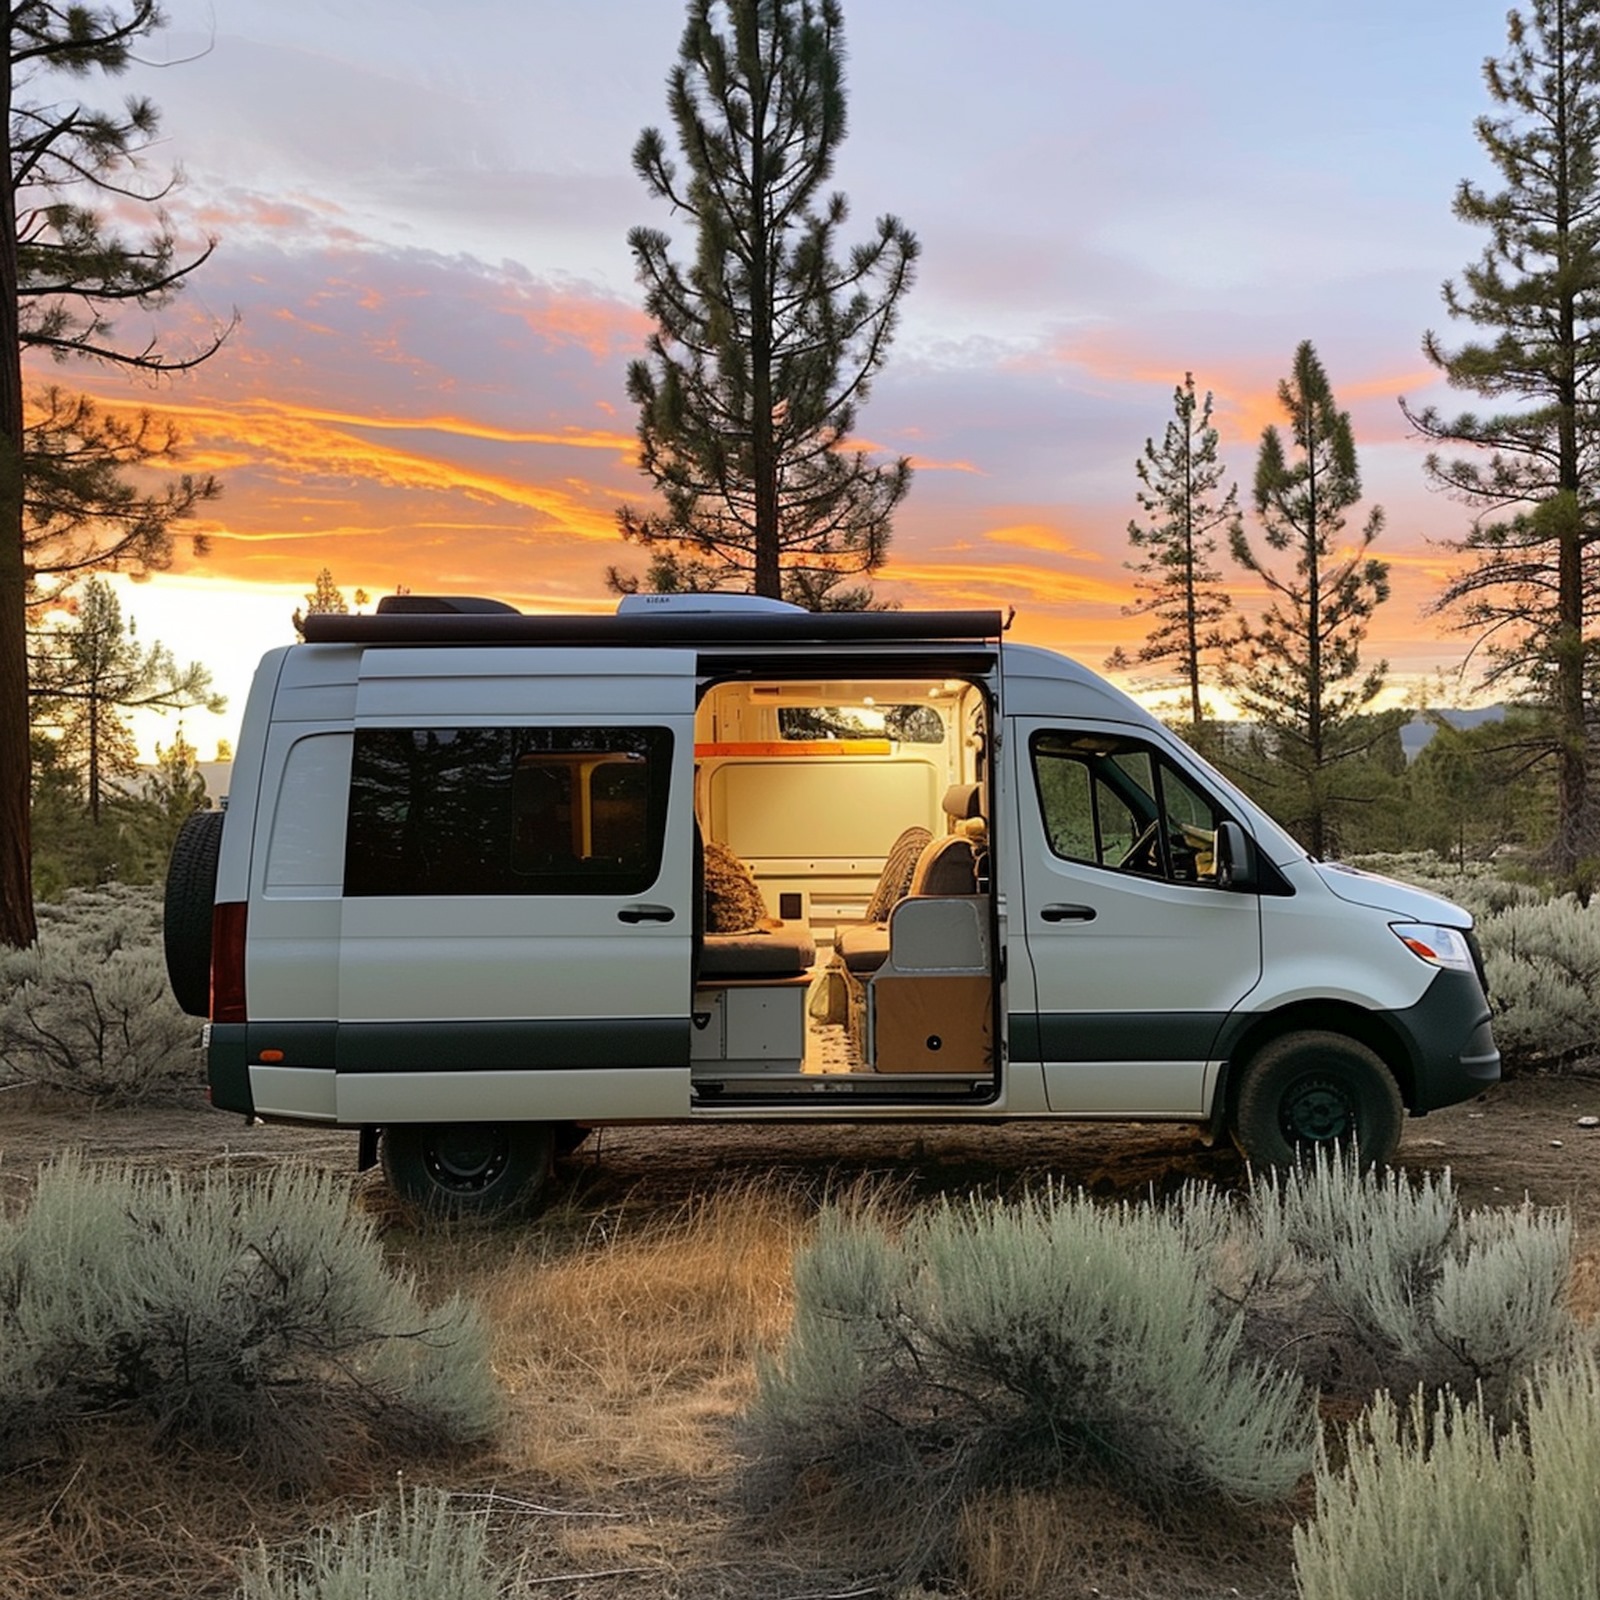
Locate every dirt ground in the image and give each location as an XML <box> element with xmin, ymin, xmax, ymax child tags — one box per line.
<box><xmin>3</xmin><ymin>1064</ymin><xmax>1596</xmax><ymax>1226</ymax></box>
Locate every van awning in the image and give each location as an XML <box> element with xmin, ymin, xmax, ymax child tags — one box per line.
<box><xmin>302</xmin><ymin>609</ymin><xmax>1006</xmax><ymax>647</ymax></box>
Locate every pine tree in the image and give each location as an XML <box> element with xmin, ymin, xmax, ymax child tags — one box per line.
<box><xmin>25</xmin><ymin>388</ymin><xmax>220</xmax><ymax>609</ymax></box>
<box><xmin>29</xmin><ymin>576</ymin><xmax>222</xmax><ymax>824</ymax></box>
<box><xmin>1224</xmin><ymin>342</ymin><xmax>1392</xmax><ymax>858</ymax></box>
<box><xmin>1</xmin><ymin>1</ymin><xmax>230</xmax><ymax>946</ymax></box>
<box><xmin>1400</xmin><ymin>0</ymin><xmax>1600</xmax><ymax>879</ymax></box>
<box><xmin>1107</xmin><ymin>374</ymin><xmax>1237</xmax><ymax>725</ymax></box>
<box><xmin>291</xmin><ymin>567</ymin><xmax>368</xmax><ymax>640</ymax></box>
<box><xmin>611</xmin><ymin>0</ymin><xmax>918</xmax><ymax>605</ymax></box>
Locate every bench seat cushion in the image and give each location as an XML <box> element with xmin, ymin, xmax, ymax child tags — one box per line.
<box><xmin>701</xmin><ymin>918</ymin><xmax>817</xmax><ymax>978</ymax></box>
<box><xmin>835</xmin><ymin>923</ymin><xmax>891</xmax><ymax>976</ymax></box>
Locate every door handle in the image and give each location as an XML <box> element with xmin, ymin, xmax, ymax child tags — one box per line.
<box><xmin>618</xmin><ymin>904</ymin><xmax>675</xmax><ymax>924</ymax></box>
<box><xmin>1040</xmin><ymin>903</ymin><xmax>1097</xmax><ymax>923</ymax></box>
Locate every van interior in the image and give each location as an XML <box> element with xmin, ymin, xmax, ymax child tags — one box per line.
<box><xmin>687</xmin><ymin>672</ymin><xmax>999</xmax><ymax>1105</ymax></box>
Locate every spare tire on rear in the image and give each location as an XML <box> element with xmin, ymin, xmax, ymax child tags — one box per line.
<box><xmin>164</xmin><ymin>809</ymin><xmax>224</xmax><ymax>1017</ymax></box>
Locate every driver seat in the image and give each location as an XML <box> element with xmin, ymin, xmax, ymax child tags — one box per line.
<box><xmin>905</xmin><ymin>783</ymin><xmax>984</xmax><ymax>898</ymax></box>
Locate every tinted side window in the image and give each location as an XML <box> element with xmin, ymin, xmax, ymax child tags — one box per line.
<box><xmin>346</xmin><ymin>726</ymin><xmax>672</xmax><ymax>896</ymax></box>
<box><xmin>1030</xmin><ymin>731</ymin><xmax>1223</xmax><ymax>884</ymax></box>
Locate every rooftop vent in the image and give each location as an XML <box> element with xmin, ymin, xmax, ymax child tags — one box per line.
<box><xmin>615</xmin><ymin>593</ymin><xmax>806</xmax><ymax>617</ymax></box>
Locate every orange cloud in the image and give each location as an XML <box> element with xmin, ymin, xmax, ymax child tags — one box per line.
<box><xmin>49</xmin><ymin>383</ymin><xmax>642</xmax><ymax>594</ymax></box>
<box><xmin>823</xmin><ymin>434</ymin><xmax>980</xmax><ymax>475</ymax></box>
<box><xmin>883</xmin><ymin>556</ymin><xmax>1129</xmax><ymax>612</ymax></box>
<box><xmin>517</xmin><ymin>298</ymin><xmax>651</xmax><ymax>358</ymax></box>
<box><xmin>161</xmin><ymin>395</ymin><xmax>636</xmax><ymax>455</ymax></box>
<box><xmin>981</xmin><ymin>523</ymin><xmax>1107</xmax><ymax>561</ymax></box>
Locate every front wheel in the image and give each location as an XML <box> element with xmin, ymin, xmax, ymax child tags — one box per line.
<box><xmin>380</xmin><ymin>1121</ymin><xmax>555</xmax><ymax>1220</ymax></box>
<box><xmin>1230</xmin><ymin>1030</ymin><xmax>1404</xmax><ymax>1168</ymax></box>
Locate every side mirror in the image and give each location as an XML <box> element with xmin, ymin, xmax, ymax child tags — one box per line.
<box><xmin>1214</xmin><ymin>820</ymin><xmax>1257</xmax><ymax>892</ymax></box>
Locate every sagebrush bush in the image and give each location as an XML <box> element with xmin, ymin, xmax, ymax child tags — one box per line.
<box><xmin>236</xmin><ymin>1489</ymin><xmax>500</xmax><ymax>1600</ymax></box>
<box><xmin>0</xmin><ymin>1159</ymin><xmax>499</xmax><ymax>1482</ymax></box>
<box><xmin>1294</xmin><ymin>1353</ymin><xmax>1600</xmax><ymax>1600</ymax></box>
<box><xmin>1182</xmin><ymin>1153</ymin><xmax>1574</xmax><ymax>1420</ymax></box>
<box><xmin>1350</xmin><ymin>850</ymin><xmax>1600</xmax><ymax>1062</ymax></box>
<box><xmin>746</xmin><ymin>1192</ymin><xmax>1314</xmax><ymax>1572</ymax></box>
<box><xmin>0</xmin><ymin>885</ymin><xmax>200</xmax><ymax>1103</ymax></box>
<box><xmin>1476</xmin><ymin>894</ymin><xmax>1600</xmax><ymax>1061</ymax></box>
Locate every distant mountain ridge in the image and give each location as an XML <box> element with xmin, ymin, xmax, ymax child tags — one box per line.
<box><xmin>1400</xmin><ymin>705</ymin><xmax>1506</xmax><ymax>764</ymax></box>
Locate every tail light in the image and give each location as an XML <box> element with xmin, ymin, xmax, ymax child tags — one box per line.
<box><xmin>211</xmin><ymin>901</ymin><xmax>248</xmax><ymax>1022</ymax></box>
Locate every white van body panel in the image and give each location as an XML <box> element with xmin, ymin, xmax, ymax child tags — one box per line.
<box><xmin>1313</xmin><ymin>860</ymin><xmax>1469</xmax><ymax>922</ymax></box>
<box><xmin>335</xmin><ymin>1067</ymin><xmax>690</xmax><ymax>1124</ymax></box>
<box><xmin>335</xmin><ymin>647</ymin><xmax>698</xmax><ymax>1030</ymax></box>
<box><xmin>1250</xmin><ymin>858</ymin><xmax>1436</xmax><ymax>1013</ymax></box>
<box><xmin>352</xmin><ymin>646</ymin><xmax>694</xmax><ymax>718</ymax></box>
<box><xmin>251</xmin><ymin>728</ymin><xmax>348</xmax><ymax>1019</ymax></box>
<box><xmin>250</xmin><ymin>1064</ymin><xmax>337</xmax><ymax>1121</ymax></box>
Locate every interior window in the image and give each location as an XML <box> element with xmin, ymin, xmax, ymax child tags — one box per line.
<box><xmin>777</xmin><ymin>705</ymin><xmax>946</xmax><ymax>743</ymax></box>
<box><xmin>1031</xmin><ymin>731</ymin><xmax>1223</xmax><ymax>884</ymax></box>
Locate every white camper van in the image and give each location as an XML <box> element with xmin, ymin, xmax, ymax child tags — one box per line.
<box><xmin>164</xmin><ymin>595</ymin><xmax>1499</xmax><ymax>1217</ymax></box>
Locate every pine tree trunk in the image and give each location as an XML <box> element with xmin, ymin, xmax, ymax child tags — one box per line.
<box><xmin>0</xmin><ymin>22</ymin><xmax>36</xmax><ymax>948</ymax></box>
<box><xmin>747</xmin><ymin>82</ymin><xmax>781</xmax><ymax>601</ymax></box>
<box><xmin>1552</xmin><ymin>0</ymin><xmax>1590</xmax><ymax>881</ymax></box>
<box><xmin>87</xmin><ymin>692</ymin><xmax>101</xmax><ymax>826</ymax></box>
<box><xmin>1183</xmin><ymin>437</ymin><xmax>1202</xmax><ymax>726</ymax></box>
<box><xmin>1553</xmin><ymin>513</ymin><xmax>1588</xmax><ymax>876</ymax></box>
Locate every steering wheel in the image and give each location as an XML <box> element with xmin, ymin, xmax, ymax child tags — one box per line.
<box><xmin>1116</xmin><ymin>820</ymin><xmax>1162</xmax><ymax>873</ymax></box>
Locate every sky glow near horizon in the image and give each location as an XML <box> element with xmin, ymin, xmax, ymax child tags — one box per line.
<box><xmin>52</xmin><ymin>0</ymin><xmax>1520</xmax><ymax>759</ymax></box>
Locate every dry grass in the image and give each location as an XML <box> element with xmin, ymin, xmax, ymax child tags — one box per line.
<box><xmin>478</xmin><ymin>1180</ymin><xmax>812</xmax><ymax>1490</ymax></box>
<box><xmin>1570</xmin><ymin>1236</ymin><xmax>1600</xmax><ymax>1325</ymax></box>
<box><xmin>0</xmin><ymin>1424</ymin><xmax>405</xmax><ymax>1600</ymax></box>
<box><xmin>954</xmin><ymin>1484</ymin><xmax>1301</xmax><ymax>1600</ymax></box>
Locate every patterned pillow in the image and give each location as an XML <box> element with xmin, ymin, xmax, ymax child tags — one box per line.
<box><xmin>704</xmin><ymin>839</ymin><xmax>770</xmax><ymax>933</ymax></box>
<box><xmin>865</xmin><ymin>826</ymin><xmax>932</xmax><ymax>923</ymax></box>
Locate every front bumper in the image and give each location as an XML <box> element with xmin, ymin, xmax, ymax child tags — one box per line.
<box><xmin>1392</xmin><ymin>967</ymin><xmax>1501</xmax><ymax>1113</ymax></box>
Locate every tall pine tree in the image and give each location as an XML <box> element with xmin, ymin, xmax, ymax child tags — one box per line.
<box><xmin>0</xmin><ymin>2</ymin><xmax>228</xmax><ymax>946</ymax></box>
<box><xmin>611</xmin><ymin>0</ymin><xmax>918</xmax><ymax>605</ymax></box>
<box><xmin>1400</xmin><ymin>0</ymin><xmax>1600</xmax><ymax>878</ymax></box>
<box><xmin>28</xmin><ymin>575</ymin><xmax>221</xmax><ymax>824</ymax></box>
<box><xmin>1225</xmin><ymin>342</ymin><xmax>1392</xmax><ymax>858</ymax></box>
<box><xmin>1107</xmin><ymin>373</ymin><xmax>1237</xmax><ymax>726</ymax></box>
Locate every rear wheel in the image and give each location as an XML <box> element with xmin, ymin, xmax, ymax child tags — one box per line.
<box><xmin>380</xmin><ymin>1121</ymin><xmax>555</xmax><ymax>1219</ymax></box>
<box><xmin>164</xmin><ymin>809</ymin><xmax>224</xmax><ymax>1017</ymax></box>
<box><xmin>1230</xmin><ymin>1030</ymin><xmax>1404</xmax><ymax>1168</ymax></box>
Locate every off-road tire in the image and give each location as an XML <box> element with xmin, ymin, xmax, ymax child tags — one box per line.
<box><xmin>1231</xmin><ymin>1029</ymin><xmax>1404</xmax><ymax>1168</ymax></box>
<box><xmin>164</xmin><ymin>809</ymin><xmax>224</xmax><ymax>1017</ymax></box>
<box><xmin>381</xmin><ymin>1121</ymin><xmax>555</xmax><ymax>1220</ymax></box>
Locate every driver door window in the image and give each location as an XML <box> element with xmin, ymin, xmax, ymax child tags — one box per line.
<box><xmin>1030</xmin><ymin>732</ymin><xmax>1222</xmax><ymax>885</ymax></box>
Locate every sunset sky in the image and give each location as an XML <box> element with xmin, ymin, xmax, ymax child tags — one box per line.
<box><xmin>58</xmin><ymin>0</ymin><xmax>1518</xmax><ymax>758</ymax></box>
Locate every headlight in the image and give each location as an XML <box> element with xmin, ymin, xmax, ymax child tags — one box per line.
<box><xmin>1392</xmin><ymin>922</ymin><xmax>1476</xmax><ymax>972</ymax></box>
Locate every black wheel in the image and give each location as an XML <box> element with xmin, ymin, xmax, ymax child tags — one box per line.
<box><xmin>553</xmin><ymin>1121</ymin><xmax>593</xmax><ymax>1157</ymax></box>
<box><xmin>1230</xmin><ymin>1030</ymin><xmax>1404</xmax><ymax>1168</ymax></box>
<box><xmin>380</xmin><ymin>1121</ymin><xmax>555</xmax><ymax>1220</ymax></box>
<box><xmin>164</xmin><ymin>809</ymin><xmax>224</xmax><ymax>1017</ymax></box>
